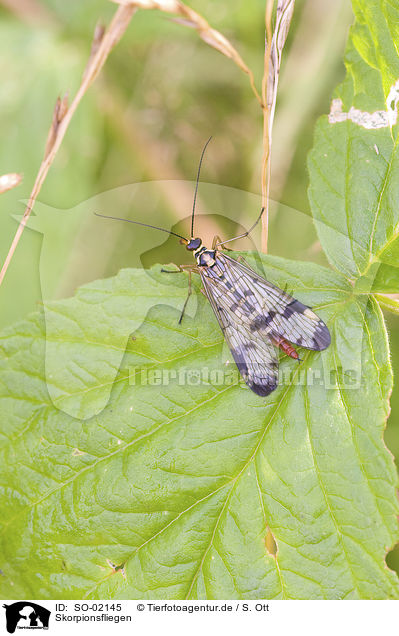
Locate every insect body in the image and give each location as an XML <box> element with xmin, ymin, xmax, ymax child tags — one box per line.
<box><xmin>95</xmin><ymin>138</ymin><xmax>330</xmax><ymax>397</ymax></box>
<box><xmin>181</xmin><ymin>236</ymin><xmax>330</xmax><ymax>396</ymax></box>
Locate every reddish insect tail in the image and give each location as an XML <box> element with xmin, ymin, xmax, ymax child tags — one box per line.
<box><xmin>271</xmin><ymin>336</ymin><xmax>299</xmax><ymax>360</ymax></box>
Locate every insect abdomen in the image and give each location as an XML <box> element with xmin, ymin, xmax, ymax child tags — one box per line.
<box><xmin>271</xmin><ymin>335</ymin><xmax>299</xmax><ymax>360</ymax></box>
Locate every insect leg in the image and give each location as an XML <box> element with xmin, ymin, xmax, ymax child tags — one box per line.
<box><xmin>231</xmin><ymin>253</ymin><xmax>262</xmax><ymax>271</ymax></box>
<box><xmin>160</xmin><ymin>265</ymin><xmax>199</xmax><ymax>323</ymax></box>
<box><xmin>161</xmin><ymin>266</ymin><xmax>184</xmax><ymax>274</ymax></box>
<box><xmin>212</xmin><ymin>235</ymin><xmax>233</xmax><ymax>251</ymax></box>
<box><xmin>213</xmin><ymin>207</ymin><xmax>265</xmax><ymax>249</ymax></box>
<box><xmin>161</xmin><ymin>265</ymin><xmax>196</xmax><ymax>274</ymax></box>
<box><xmin>178</xmin><ymin>270</ymin><xmax>193</xmax><ymax>324</ymax></box>
<box><xmin>235</xmin><ymin>254</ymin><xmax>252</xmax><ymax>267</ymax></box>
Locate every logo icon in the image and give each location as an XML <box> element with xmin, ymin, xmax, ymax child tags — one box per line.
<box><xmin>2</xmin><ymin>602</ymin><xmax>50</xmax><ymax>633</ymax></box>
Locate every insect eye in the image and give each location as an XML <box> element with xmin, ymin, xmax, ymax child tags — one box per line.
<box><xmin>186</xmin><ymin>238</ymin><xmax>202</xmax><ymax>251</ymax></box>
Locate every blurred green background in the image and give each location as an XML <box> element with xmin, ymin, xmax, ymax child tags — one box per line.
<box><xmin>0</xmin><ymin>0</ymin><xmax>398</xmax><ymax>574</ymax></box>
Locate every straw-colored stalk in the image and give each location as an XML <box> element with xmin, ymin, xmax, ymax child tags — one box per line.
<box><xmin>261</xmin><ymin>0</ymin><xmax>295</xmax><ymax>252</ymax></box>
<box><xmin>0</xmin><ymin>4</ymin><xmax>136</xmax><ymax>286</ymax></box>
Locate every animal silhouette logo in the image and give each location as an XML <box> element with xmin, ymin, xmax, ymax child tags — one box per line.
<box><xmin>2</xmin><ymin>602</ymin><xmax>50</xmax><ymax>633</ymax></box>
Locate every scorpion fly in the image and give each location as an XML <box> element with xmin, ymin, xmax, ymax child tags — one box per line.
<box><xmin>95</xmin><ymin>138</ymin><xmax>330</xmax><ymax>396</ymax></box>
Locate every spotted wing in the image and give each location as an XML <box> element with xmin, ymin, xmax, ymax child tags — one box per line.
<box><xmin>199</xmin><ymin>269</ymin><xmax>279</xmax><ymax>397</ymax></box>
<box><xmin>217</xmin><ymin>253</ymin><xmax>331</xmax><ymax>351</ymax></box>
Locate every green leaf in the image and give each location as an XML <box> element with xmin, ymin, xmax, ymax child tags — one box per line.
<box><xmin>0</xmin><ymin>257</ymin><xmax>398</xmax><ymax>600</ymax></box>
<box><xmin>308</xmin><ymin>0</ymin><xmax>399</xmax><ymax>280</ymax></box>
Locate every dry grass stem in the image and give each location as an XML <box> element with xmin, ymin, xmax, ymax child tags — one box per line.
<box><xmin>84</xmin><ymin>23</ymin><xmax>107</xmax><ymax>79</ymax></box>
<box><xmin>0</xmin><ymin>4</ymin><xmax>136</xmax><ymax>287</ymax></box>
<box><xmin>261</xmin><ymin>0</ymin><xmax>295</xmax><ymax>252</ymax></box>
<box><xmin>0</xmin><ymin>173</ymin><xmax>22</xmax><ymax>195</ymax></box>
<box><xmin>112</xmin><ymin>0</ymin><xmax>263</xmax><ymax>106</ymax></box>
<box><xmin>261</xmin><ymin>0</ymin><xmax>275</xmax><ymax>253</ymax></box>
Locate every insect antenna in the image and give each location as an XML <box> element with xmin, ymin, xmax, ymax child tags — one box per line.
<box><xmin>191</xmin><ymin>136</ymin><xmax>212</xmax><ymax>237</ymax></box>
<box><xmin>94</xmin><ymin>212</ymin><xmax>188</xmax><ymax>241</ymax></box>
